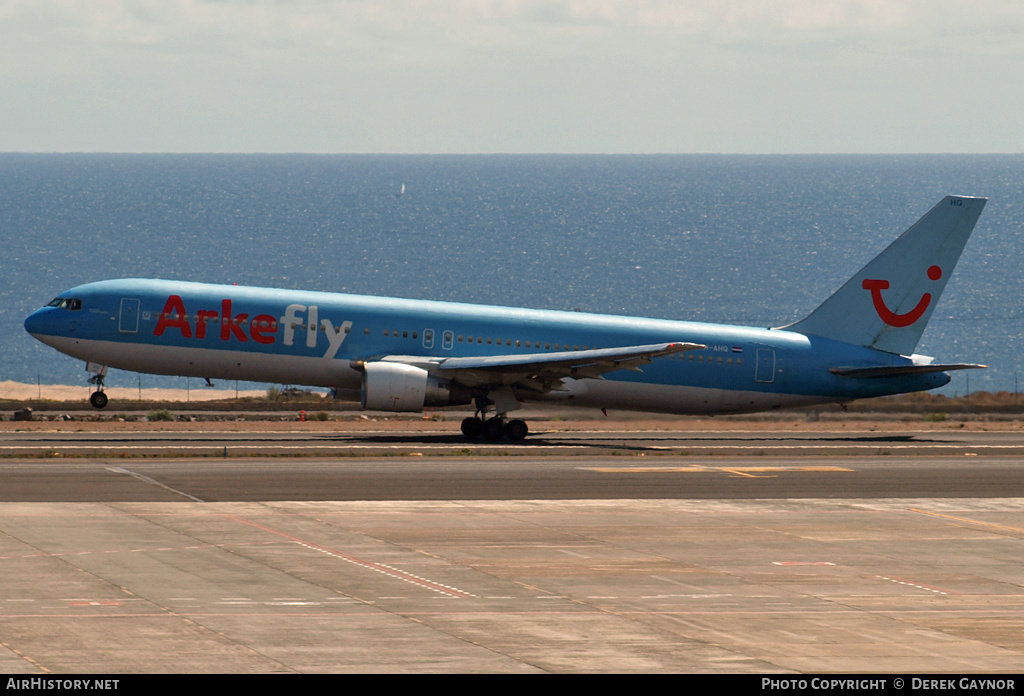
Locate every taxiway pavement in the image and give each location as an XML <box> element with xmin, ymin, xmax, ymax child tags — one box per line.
<box><xmin>1</xmin><ymin>425</ymin><xmax>1023</xmax><ymax>673</ymax></box>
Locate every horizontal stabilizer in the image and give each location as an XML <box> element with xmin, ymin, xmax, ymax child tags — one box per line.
<box><xmin>829</xmin><ymin>363</ymin><xmax>986</xmax><ymax>379</ymax></box>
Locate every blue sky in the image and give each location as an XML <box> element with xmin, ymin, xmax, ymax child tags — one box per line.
<box><xmin>3</xmin><ymin>1</ymin><xmax>1023</xmax><ymax>153</ymax></box>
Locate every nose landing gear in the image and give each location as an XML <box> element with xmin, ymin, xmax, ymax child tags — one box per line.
<box><xmin>86</xmin><ymin>364</ymin><xmax>108</xmax><ymax>409</ymax></box>
<box><xmin>88</xmin><ymin>375</ymin><xmax>107</xmax><ymax>409</ymax></box>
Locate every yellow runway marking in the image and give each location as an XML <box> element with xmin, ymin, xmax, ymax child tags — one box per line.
<box><xmin>911</xmin><ymin>508</ymin><xmax>1024</xmax><ymax>535</ymax></box>
<box><xmin>582</xmin><ymin>466</ymin><xmax>854</xmax><ymax>474</ymax></box>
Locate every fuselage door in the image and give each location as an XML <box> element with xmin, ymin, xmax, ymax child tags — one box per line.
<box><xmin>423</xmin><ymin>328</ymin><xmax>434</xmax><ymax>349</ymax></box>
<box><xmin>755</xmin><ymin>348</ymin><xmax>776</xmax><ymax>383</ymax></box>
<box><xmin>119</xmin><ymin>298</ymin><xmax>141</xmax><ymax>334</ymax></box>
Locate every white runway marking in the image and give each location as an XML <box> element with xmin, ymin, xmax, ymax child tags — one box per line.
<box><xmin>105</xmin><ymin>466</ymin><xmax>205</xmax><ymax>502</ymax></box>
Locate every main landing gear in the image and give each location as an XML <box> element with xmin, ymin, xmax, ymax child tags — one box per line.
<box><xmin>460</xmin><ymin>415</ymin><xmax>529</xmax><ymax>441</ymax></box>
<box><xmin>460</xmin><ymin>390</ymin><xmax>530</xmax><ymax>441</ymax></box>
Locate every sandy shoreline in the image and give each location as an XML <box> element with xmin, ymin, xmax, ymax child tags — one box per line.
<box><xmin>0</xmin><ymin>380</ymin><xmax>267</xmax><ymax>403</ymax></box>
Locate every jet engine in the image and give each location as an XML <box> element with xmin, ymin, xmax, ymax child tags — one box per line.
<box><xmin>360</xmin><ymin>361</ymin><xmax>469</xmax><ymax>412</ymax></box>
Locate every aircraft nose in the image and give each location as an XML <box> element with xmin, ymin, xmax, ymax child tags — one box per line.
<box><xmin>24</xmin><ymin>307</ymin><xmax>52</xmax><ymax>337</ymax></box>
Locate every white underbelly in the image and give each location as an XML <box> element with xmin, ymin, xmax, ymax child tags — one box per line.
<box><xmin>540</xmin><ymin>378</ymin><xmax>837</xmax><ymax>415</ymax></box>
<box><xmin>35</xmin><ymin>335</ymin><xmax>362</xmax><ymax>389</ymax></box>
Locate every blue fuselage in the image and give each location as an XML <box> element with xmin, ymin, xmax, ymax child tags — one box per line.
<box><xmin>25</xmin><ymin>279</ymin><xmax>949</xmax><ymax>415</ymax></box>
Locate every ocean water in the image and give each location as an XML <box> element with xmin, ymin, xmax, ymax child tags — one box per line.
<box><xmin>1</xmin><ymin>153</ymin><xmax>1022</xmax><ymax>396</ymax></box>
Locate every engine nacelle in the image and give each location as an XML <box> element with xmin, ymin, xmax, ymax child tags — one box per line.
<box><xmin>360</xmin><ymin>362</ymin><xmax>465</xmax><ymax>412</ymax></box>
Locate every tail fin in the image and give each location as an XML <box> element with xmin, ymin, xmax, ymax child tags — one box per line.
<box><xmin>785</xmin><ymin>195</ymin><xmax>987</xmax><ymax>355</ymax></box>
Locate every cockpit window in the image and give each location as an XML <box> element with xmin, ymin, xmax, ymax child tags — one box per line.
<box><xmin>46</xmin><ymin>297</ymin><xmax>82</xmax><ymax>311</ymax></box>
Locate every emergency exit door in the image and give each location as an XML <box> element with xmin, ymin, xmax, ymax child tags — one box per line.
<box><xmin>755</xmin><ymin>348</ymin><xmax>775</xmax><ymax>383</ymax></box>
<box><xmin>119</xmin><ymin>298</ymin><xmax>140</xmax><ymax>333</ymax></box>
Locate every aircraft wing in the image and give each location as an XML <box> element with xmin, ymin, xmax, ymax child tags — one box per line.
<box><xmin>374</xmin><ymin>341</ymin><xmax>704</xmax><ymax>392</ymax></box>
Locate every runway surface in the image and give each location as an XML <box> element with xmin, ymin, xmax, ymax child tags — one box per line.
<box><xmin>6</xmin><ymin>425</ymin><xmax>1024</xmax><ymax>458</ymax></box>
<box><xmin>2</xmin><ymin>425</ymin><xmax>1024</xmax><ymax>673</ymax></box>
<box><xmin>0</xmin><ymin>454</ymin><xmax>1023</xmax><ymax>502</ymax></box>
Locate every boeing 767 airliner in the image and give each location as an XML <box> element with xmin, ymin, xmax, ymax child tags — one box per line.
<box><xmin>25</xmin><ymin>195</ymin><xmax>987</xmax><ymax>441</ymax></box>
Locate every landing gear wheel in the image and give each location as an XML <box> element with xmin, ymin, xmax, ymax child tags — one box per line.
<box><xmin>506</xmin><ymin>419</ymin><xmax>528</xmax><ymax>441</ymax></box>
<box><xmin>482</xmin><ymin>418</ymin><xmax>506</xmax><ymax>441</ymax></box>
<box><xmin>89</xmin><ymin>391</ymin><xmax>108</xmax><ymax>409</ymax></box>
<box><xmin>461</xmin><ymin>417</ymin><xmax>483</xmax><ymax>440</ymax></box>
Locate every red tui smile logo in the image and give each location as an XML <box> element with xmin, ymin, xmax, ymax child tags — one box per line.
<box><xmin>862</xmin><ymin>265</ymin><xmax>942</xmax><ymax>327</ymax></box>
